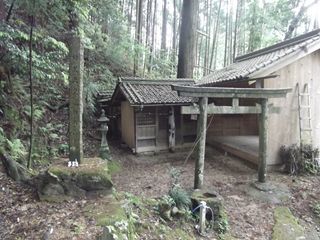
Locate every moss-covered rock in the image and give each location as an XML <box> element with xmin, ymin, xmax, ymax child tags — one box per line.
<box><xmin>37</xmin><ymin>158</ymin><xmax>113</xmax><ymax>202</ymax></box>
<box><xmin>84</xmin><ymin>196</ymin><xmax>127</xmax><ymax>226</ymax></box>
<box><xmin>272</xmin><ymin>207</ymin><xmax>305</xmax><ymax>240</ymax></box>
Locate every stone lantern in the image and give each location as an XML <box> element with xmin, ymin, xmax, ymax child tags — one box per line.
<box><xmin>97</xmin><ymin>109</ymin><xmax>110</xmax><ymax>160</ymax></box>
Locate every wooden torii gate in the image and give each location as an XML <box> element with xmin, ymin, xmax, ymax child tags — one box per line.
<box><xmin>172</xmin><ymin>85</ymin><xmax>291</xmax><ymax>189</ymax></box>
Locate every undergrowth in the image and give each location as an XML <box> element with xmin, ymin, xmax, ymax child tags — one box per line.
<box><xmin>280</xmin><ymin>144</ymin><xmax>320</xmax><ymax>175</ymax></box>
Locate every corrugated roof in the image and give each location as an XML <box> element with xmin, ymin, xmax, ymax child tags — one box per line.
<box><xmin>116</xmin><ymin>77</ymin><xmax>196</xmax><ymax>105</ymax></box>
<box><xmin>198</xmin><ymin>29</ymin><xmax>320</xmax><ymax>86</ymax></box>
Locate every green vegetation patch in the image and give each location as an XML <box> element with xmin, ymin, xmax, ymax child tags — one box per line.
<box><xmin>272</xmin><ymin>207</ymin><xmax>305</xmax><ymax>240</ymax></box>
<box><xmin>49</xmin><ymin>157</ymin><xmax>110</xmax><ymax>177</ymax></box>
<box><xmin>84</xmin><ymin>196</ymin><xmax>127</xmax><ymax>226</ymax></box>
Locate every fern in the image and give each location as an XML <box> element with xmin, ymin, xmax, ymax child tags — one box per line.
<box><xmin>169</xmin><ymin>186</ymin><xmax>191</xmax><ymax>210</ymax></box>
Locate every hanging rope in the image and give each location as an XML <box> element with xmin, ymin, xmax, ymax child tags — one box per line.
<box><xmin>183</xmin><ymin>115</ymin><xmax>214</xmax><ymax>165</ymax></box>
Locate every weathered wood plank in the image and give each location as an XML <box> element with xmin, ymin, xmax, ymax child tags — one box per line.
<box><xmin>258</xmin><ymin>99</ymin><xmax>268</xmax><ymax>183</ymax></box>
<box><xmin>182</xmin><ymin>103</ymin><xmax>281</xmax><ymax>115</ymax></box>
<box><xmin>69</xmin><ymin>36</ymin><xmax>84</xmax><ymax>163</ymax></box>
<box><xmin>194</xmin><ymin>97</ymin><xmax>208</xmax><ymax>189</ymax></box>
<box><xmin>172</xmin><ymin>85</ymin><xmax>291</xmax><ymax>98</ymax></box>
<box><xmin>182</xmin><ymin>105</ymin><xmax>262</xmax><ymax>114</ymax></box>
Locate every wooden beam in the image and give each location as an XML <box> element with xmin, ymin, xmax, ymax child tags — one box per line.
<box><xmin>69</xmin><ymin>36</ymin><xmax>84</xmax><ymax>163</ymax></box>
<box><xmin>182</xmin><ymin>104</ymin><xmax>262</xmax><ymax>114</ymax></box>
<box><xmin>258</xmin><ymin>99</ymin><xmax>268</xmax><ymax>183</ymax></box>
<box><xmin>182</xmin><ymin>103</ymin><xmax>282</xmax><ymax>115</ymax></box>
<box><xmin>194</xmin><ymin>97</ymin><xmax>208</xmax><ymax>189</ymax></box>
<box><xmin>172</xmin><ymin>85</ymin><xmax>291</xmax><ymax>99</ymax></box>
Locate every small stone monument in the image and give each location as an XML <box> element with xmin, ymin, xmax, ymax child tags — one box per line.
<box><xmin>98</xmin><ymin>109</ymin><xmax>110</xmax><ymax>160</ymax></box>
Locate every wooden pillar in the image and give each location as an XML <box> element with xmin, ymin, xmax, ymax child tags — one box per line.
<box><xmin>69</xmin><ymin>36</ymin><xmax>84</xmax><ymax>163</ymax></box>
<box><xmin>194</xmin><ymin>97</ymin><xmax>208</xmax><ymax>189</ymax></box>
<box><xmin>258</xmin><ymin>98</ymin><xmax>268</xmax><ymax>182</ymax></box>
<box><xmin>168</xmin><ymin>106</ymin><xmax>175</xmax><ymax>152</ymax></box>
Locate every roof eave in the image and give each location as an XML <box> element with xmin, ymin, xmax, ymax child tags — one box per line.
<box><xmin>249</xmin><ymin>38</ymin><xmax>320</xmax><ymax>79</ymax></box>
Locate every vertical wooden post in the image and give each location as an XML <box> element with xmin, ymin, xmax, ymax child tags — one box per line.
<box><xmin>194</xmin><ymin>97</ymin><xmax>208</xmax><ymax>189</ymax></box>
<box><xmin>69</xmin><ymin>35</ymin><xmax>84</xmax><ymax>163</ymax></box>
<box><xmin>168</xmin><ymin>106</ymin><xmax>175</xmax><ymax>152</ymax></box>
<box><xmin>258</xmin><ymin>98</ymin><xmax>268</xmax><ymax>182</ymax></box>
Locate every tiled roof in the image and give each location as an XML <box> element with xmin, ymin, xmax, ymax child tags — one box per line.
<box><xmin>97</xmin><ymin>90</ymin><xmax>114</xmax><ymax>103</ymax></box>
<box><xmin>117</xmin><ymin>77</ymin><xmax>196</xmax><ymax>105</ymax></box>
<box><xmin>198</xmin><ymin>29</ymin><xmax>320</xmax><ymax>86</ymax></box>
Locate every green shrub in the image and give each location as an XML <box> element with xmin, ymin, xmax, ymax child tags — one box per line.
<box><xmin>169</xmin><ymin>186</ymin><xmax>191</xmax><ymax>210</ymax></box>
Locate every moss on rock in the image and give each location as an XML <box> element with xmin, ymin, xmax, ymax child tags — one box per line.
<box><xmin>191</xmin><ymin>189</ymin><xmax>228</xmax><ymax>234</ymax></box>
<box><xmin>37</xmin><ymin>158</ymin><xmax>113</xmax><ymax>202</ymax></box>
<box><xmin>84</xmin><ymin>196</ymin><xmax>127</xmax><ymax>226</ymax></box>
<box><xmin>272</xmin><ymin>207</ymin><xmax>305</xmax><ymax>240</ymax></box>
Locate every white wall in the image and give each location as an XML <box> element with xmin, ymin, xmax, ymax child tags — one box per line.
<box><xmin>264</xmin><ymin>49</ymin><xmax>320</xmax><ymax>165</ymax></box>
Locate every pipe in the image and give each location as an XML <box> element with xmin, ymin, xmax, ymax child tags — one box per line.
<box><xmin>199</xmin><ymin>201</ymin><xmax>206</xmax><ymax>235</ymax></box>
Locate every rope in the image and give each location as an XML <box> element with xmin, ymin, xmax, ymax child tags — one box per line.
<box><xmin>183</xmin><ymin>115</ymin><xmax>214</xmax><ymax>165</ymax></box>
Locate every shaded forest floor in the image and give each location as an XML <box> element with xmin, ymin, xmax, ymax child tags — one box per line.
<box><xmin>0</xmin><ymin>143</ymin><xmax>320</xmax><ymax>239</ymax></box>
<box><xmin>112</xmin><ymin>145</ymin><xmax>320</xmax><ymax>239</ymax></box>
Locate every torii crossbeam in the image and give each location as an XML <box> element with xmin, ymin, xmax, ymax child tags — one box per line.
<box><xmin>172</xmin><ymin>85</ymin><xmax>291</xmax><ymax>189</ymax></box>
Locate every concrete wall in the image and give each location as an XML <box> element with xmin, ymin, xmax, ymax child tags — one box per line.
<box><xmin>265</xmin><ymin>49</ymin><xmax>320</xmax><ymax>165</ymax></box>
<box><xmin>121</xmin><ymin>101</ymin><xmax>135</xmax><ymax>149</ymax></box>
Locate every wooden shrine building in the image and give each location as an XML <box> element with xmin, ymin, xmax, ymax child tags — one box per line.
<box><xmin>195</xmin><ymin>29</ymin><xmax>320</xmax><ymax>166</ymax></box>
<box><xmin>110</xmin><ymin>78</ymin><xmax>198</xmax><ymax>153</ymax></box>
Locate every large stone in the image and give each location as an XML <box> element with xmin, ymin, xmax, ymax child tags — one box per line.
<box><xmin>272</xmin><ymin>207</ymin><xmax>305</xmax><ymax>240</ymax></box>
<box><xmin>191</xmin><ymin>189</ymin><xmax>224</xmax><ymax>220</ymax></box>
<box><xmin>37</xmin><ymin>158</ymin><xmax>113</xmax><ymax>202</ymax></box>
<box><xmin>244</xmin><ymin>181</ymin><xmax>291</xmax><ymax>204</ymax></box>
<box><xmin>191</xmin><ymin>189</ymin><xmax>228</xmax><ymax>234</ymax></box>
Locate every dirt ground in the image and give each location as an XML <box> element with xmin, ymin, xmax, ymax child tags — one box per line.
<box><xmin>111</xmin><ymin>144</ymin><xmax>320</xmax><ymax>240</ymax></box>
<box><xmin>0</xmin><ymin>142</ymin><xmax>319</xmax><ymax>240</ymax></box>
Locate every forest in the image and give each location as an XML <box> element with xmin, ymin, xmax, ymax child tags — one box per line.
<box><xmin>1</xmin><ymin>0</ymin><xmax>320</xmax><ymax>239</ymax></box>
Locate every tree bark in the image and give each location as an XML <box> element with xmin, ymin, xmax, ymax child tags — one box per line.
<box><xmin>233</xmin><ymin>0</ymin><xmax>242</xmax><ymax>60</ymax></box>
<box><xmin>134</xmin><ymin>0</ymin><xmax>143</xmax><ymax>76</ymax></box>
<box><xmin>161</xmin><ymin>0</ymin><xmax>167</xmax><ymax>51</ymax></box>
<box><xmin>209</xmin><ymin>0</ymin><xmax>222</xmax><ymax>70</ymax></box>
<box><xmin>143</xmin><ymin>0</ymin><xmax>152</xmax><ymax>76</ymax></box>
<box><xmin>1</xmin><ymin>153</ymin><xmax>29</xmax><ymax>182</ymax></box>
<box><xmin>148</xmin><ymin>0</ymin><xmax>157</xmax><ymax>73</ymax></box>
<box><xmin>27</xmin><ymin>9</ymin><xmax>35</xmax><ymax>169</ymax></box>
<box><xmin>177</xmin><ymin>0</ymin><xmax>198</xmax><ymax>78</ymax></box>
<box><xmin>223</xmin><ymin>0</ymin><xmax>229</xmax><ymax>67</ymax></box>
<box><xmin>284</xmin><ymin>0</ymin><xmax>319</xmax><ymax>40</ymax></box>
<box><xmin>5</xmin><ymin>0</ymin><xmax>16</xmax><ymax>22</ymax></box>
<box><xmin>172</xmin><ymin>0</ymin><xmax>177</xmax><ymax>53</ymax></box>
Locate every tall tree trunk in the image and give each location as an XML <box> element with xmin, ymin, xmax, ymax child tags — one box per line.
<box><xmin>143</xmin><ymin>0</ymin><xmax>151</xmax><ymax>76</ymax></box>
<box><xmin>148</xmin><ymin>0</ymin><xmax>157</xmax><ymax>73</ymax></box>
<box><xmin>228</xmin><ymin>3</ymin><xmax>233</xmax><ymax>65</ymax></box>
<box><xmin>134</xmin><ymin>0</ymin><xmax>143</xmax><ymax>76</ymax></box>
<box><xmin>233</xmin><ymin>0</ymin><xmax>242</xmax><ymax>60</ymax></box>
<box><xmin>161</xmin><ymin>0</ymin><xmax>167</xmax><ymax>54</ymax></box>
<box><xmin>203</xmin><ymin>0</ymin><xmax>210</xmax><ymax>76</ymax></box>
<box><xmin>5</xmin><ymin>0</ymin><xmax>16</xmax><ymax>22</ymax></box>
<box><xmin>209</xmin><ymin>0</ymin><xmax>222</xmax><ymax>70</ymax></box>
<box><xmin>128</xmin><ymin>0</ymin><xmax>134</xmax><ymax>34</ymax></box>
<box><xmin>27</xmin><ymin>8</ymin><xmax>35</xmax><ymax>169</ymax></box>
<box><xmin>223</xmin><ymin>0</ymin><xmax>229</xmax><ymax>67</ymax></box>
<box><xmin>172</xmin><ymin>0</ymin><xmax>177</xmax><ymax>59</ymax></box>
<box><xmin>247</xmin><ymin>1</ymin><xmax>263</xmax><ymax>52</ymax></box>
<box><xmin>177</xmin><ymin>0</ymin><xmax>198</xmax><ymax>78</ymax></box>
